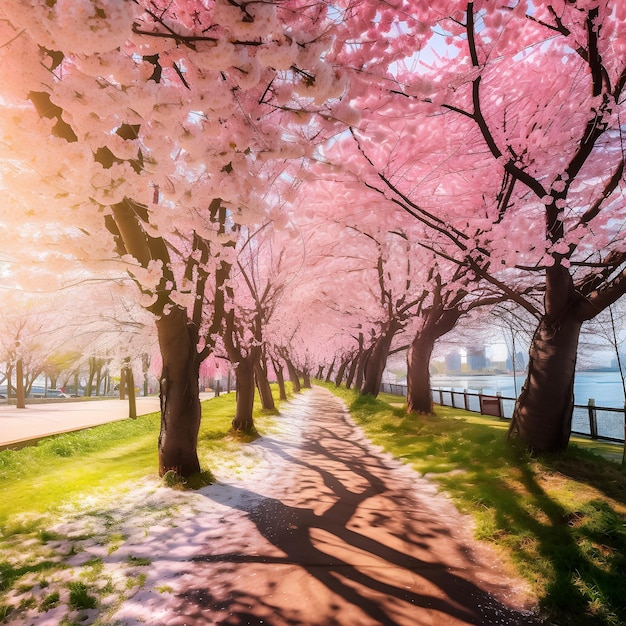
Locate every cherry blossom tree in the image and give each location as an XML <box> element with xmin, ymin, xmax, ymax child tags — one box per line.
<box><xmin>266</xmin><ymin>199</ymin><xmax>377</xmax><ymax>389</ymax></box>
<box><xmin>296</xmin><ymin>157</ymin><xmax>522</xmax><ymax>409</ymax></box>
<box><xmin>4</xmin><ymin>0</ymin><xmax>625</xmax><ymax>466</ymax></box>
<box><xmin>0</xmin><ymin>310</ymin><xmax>45</xmax><ymax>407</ymax></box>
<box><xmin>268</xmin><ymin>263</ymin><xmax>361</xmax><ymax>393</ymax></box>
<box><xmin>334</xmin><ymin>1</ymin><xmax>626</xmax><ymax>452</ymax></box>
<box><xmin>440</xmin><ymin>3</ymin><xmax>625</xmax><ymax>452</ymax></box>
<box><xmin>220</xmin><ymin>224</ymin><xmax>278</xmax><ymax>432</ymax></box>
<box><xmin>0</xmin><ymin>0</ymin><xmax>354</xmax><ymax>476</ymax></box>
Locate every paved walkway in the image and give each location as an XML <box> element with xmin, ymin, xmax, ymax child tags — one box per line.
<box><xmin>0</xmin><ymin>394</ymin><xmax>211</xmax><ymax>449</ymax></box>
<box><xmin>0</xmin><ymin>397</ymin><xmax>160</xmax><ymax>449</ymax></box>
<box><xmin>114</xmin><ymin>387</ymin><xmax>539</xmax><ymax>625</ymax></box>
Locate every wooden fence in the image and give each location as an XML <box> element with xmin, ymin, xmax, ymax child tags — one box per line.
<box><xmin>379</xmin><ymin>383</ymin><xmax>625</xmax><ymax>444</ymax></box>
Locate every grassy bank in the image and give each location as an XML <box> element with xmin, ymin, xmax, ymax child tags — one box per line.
<box><xmin>0</xmin><ymin>388</ymin><xmax>287</xmax><ymax>624</ymax></box>
<box><xmin>322</xmin><ymin>383</ymin><xmax>626</xmax><ymax>626</ymax></box>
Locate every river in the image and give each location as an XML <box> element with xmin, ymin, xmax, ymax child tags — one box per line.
<box><xmin>431</xmin><ymin>371</ymin><xmax>626</xmax><ymax>409</ymax></box>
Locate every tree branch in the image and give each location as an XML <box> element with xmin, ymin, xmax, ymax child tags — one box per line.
<box><xmin>577</xmin><ymin>158</ymin><xmax>624</xmax><ymax>227</ymax></box>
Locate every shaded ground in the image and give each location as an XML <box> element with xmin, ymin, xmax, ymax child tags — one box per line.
<box><xmin>2</xmin><ymin>388</ymin><xmax>540</xmax><ymax>625</ymax></box>
<box><xmin>112</xmin><ymin>387</ymin><xmax>539</xmax><ymax>625</ymax></box>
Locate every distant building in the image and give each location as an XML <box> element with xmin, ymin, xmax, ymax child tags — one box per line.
<box><xmin>445</xmin><ymin>351</ymin><xmax>462</xmax><ymax>372</ymax></box>
<box><xmin>610</xmin><ymin>353</ymin><xmax>626</xmax><ymax>370</ymax></box>
<box><xmin>506</xmin><ymin>351</ymin><xmax>528</xmax><ymax>372</ymax></box>
<box><xmin>467</xmin><ymin>346</ymin><xmax>487</xmax><ymax>371</ymax></box>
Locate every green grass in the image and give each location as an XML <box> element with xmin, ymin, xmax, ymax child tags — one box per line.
<box><xmin>0</xmin><ymin>415</ymin><xmax>160</xmax><ymax>532</ymax></box>
<box><xmin>40</xmin><ymin>591</ymin><xmax>60</xmax><ymax>611</ymax></box>
<box><xmin>68</xmin><ymin>581</ymin><xmax>97</xmax><ymax>610</ymax></box>
<box><xmin>0</xmin><ymin>387</ymin><xmax>289</xmax><ymax>532</ymax></box>
<box><xmin>322</xmin><ymin>383</ymin><xmax>626</xmax><ymax>626</ymax></box>
<box><xmin>126</xmin><ymin>556</ymin><xmax>151</xmax><ymax>567</ymax></box>
<box><xmin>0</xmin><ymin>385</ymin><xmax>292</xmax><ymax>625</ymax></box>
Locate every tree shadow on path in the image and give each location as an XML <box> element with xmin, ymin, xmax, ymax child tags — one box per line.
<box><xmin>169</xmin><ymin>388</ymin><xmax>540</xmax><ymax>625</ymax></box>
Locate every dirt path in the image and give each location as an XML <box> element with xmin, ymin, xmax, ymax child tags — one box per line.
<box><xmin>111</xmin><ymin>387</ymin><xmax>539</xmax><ymax>625</ymax></box>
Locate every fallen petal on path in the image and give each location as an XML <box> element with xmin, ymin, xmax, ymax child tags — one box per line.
<box><xmin>112</xmin><ymin>387</ymin><xmax>539</xmax><ymax>626</ymax></box>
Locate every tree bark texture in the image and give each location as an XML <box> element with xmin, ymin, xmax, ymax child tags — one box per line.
<box><xmin>509</xmin><ymin>314</ymin><xmax>582</xmax><ymax>452</ymax></box>
<box><xmin>345</xmin><ymin>356</ymin><xmax>358</xmax><ymax>389</ymax></box>
<box><xmin>232</xmin><ymin>353</ymin><xmax>257</xmax><ymax>432</ymax></box>
<box><xmin>334</xmin><ymin>358</ymin><xmax>349</xmax><ymax>387</ymax></box>
<box><xmin>119</xmin><ymin>368</ymin><xmax>127</xmax><ymax>401</ymax></box>
<box><xmin>354</xmin><ymin>345</ymin><xmax>370</xmax><ymax>391</ymax></box>
<box><xmin>324</xmin><ymin>358</ymin><xmax>335</xmax><ymax>383</ymax></box>
<box><xmin>254</xmin><ymin>359</ymin><xmax>276</xmax><ymax>411</ymax></box>
<box><xmin>406</xmin><ymin>332</ymin><xmax>436</xmax><ymax>414</ymax></box>
<box><xmin>156</xmin><ymin>306</ymin><xmax>202</xmax><ymax>477</ymax></box>
<box><xmin>125</xmin><ymin>365</ymin><xmax>137</xmax><ymax>420</ymax></box>
<box><xmin>302</xmin><ymin>370</ymin><xmax>311</xmax><ymax>389</ymax></box>
<box><xmin>360</xmin><ymin>322</ymin><xmax>400</xmax><ymax>397</ymax></box>
<box><xmin>16</xmin><ymin>359</ymin><xmax>25</xmax><ymax>409</ymax></box>
<box><xmin>406</xmin><ymin>308</ymin><xmax>462</xmax><ymax>415</ymax></box>
<box><xmin>285</xmin><ymin>358</ymin><xmax>301</xmax><ymax>393</ymax></box>
<box><xmin>86</xmin><ymin>358</ymin><xmax>96</xmax><ymax>397</ymax></box>
<box><xmin>271</xmin><ymin>357</ymin><xmax>288</xmax><ymax>400</ymax></box>
<box><xmin>509</xmin><ymin>262</ymin><xmax>595</xmax><ymax>453</ymax></box>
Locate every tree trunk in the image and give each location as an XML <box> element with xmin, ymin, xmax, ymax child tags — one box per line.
<box><xmin>406</xmin><ymin>330</ymin><xmax>436</xmax><ymax>414</ymax></box>
<box><xmin>125</xmin><ymin>365</ymin><xmax>137</xmax><ymax>419</ymax></box>
<box><xmin>406</xmin><ymin>307</ymin><xmax>464</xmax><ymax>415</ymax></box>
<box><xmin>142</xmin><ymin>353</ymin><xmax>151</xmax><ymax>397</ymax></box>
<box><xmin>156</xmin><ymin>306</ymin><xmax>202</xmax><ymax>477</ymax></box>
<box><xmin>334</xmin><ymin>358</ymin><xmax>349</xmax><ymax>387</ymax></box>
<box><xmin>509</xmin><ymin>314</ymin><xmax>582</xmax><ymax>453</ymax></box>
<box><xmin>271</xmin><ymin>357</ymin><xmax>287</xmax><ymax>400</ymax></box>
<box><xmin>16</xmin><ymin>358</ymin><xmax>25</xmax><ymax>409</ymax></box>
<box><xmin>86</xmin><ymin>357</ymin><xmax>96</xmax><ymax>397</ymax></box>
<box><xmin>361</xmin><ymin>323</ymin><xmax>399</xmax><ymax>397</ymax></box>
<box><xmin>316</xmin><ymin>365</ymin><xmax>324</xmax><ymax>380</ymax></box>
<box><xmin>345</xmin><ymin>354</ymin><xmax>359</xmax><ymax>389</ymax></box>
<box><xmin>95</xmin><ymin>368</ymin><xmax>103</xmax><ymax>396</ymax></box>
<box><xmin>254</xmin><ymin>359</ymin><xmax>275</xmax><ymax>411</ymax></box>
<box><xmin>354</xmin><ymin>345</ymin><xmax>371</xmax><ymax>391</ymax></box>
<box><xmin>119</xmin><ymin>368</ymin><xmax>127</xmax><ymax>400</ymax></box>
<box><xmin>120</xmin><ymin>359</ymin><xmax>137</xmax><ymax>419</ymax></box>
<box><xmin>232</xmin><ymin>353</ymin><xmax>257</xmax><ymax>432</ymax></box>
<box><xmin>285</xmin><ymin>358</ymin><xmax>301</xmax><ymax>392</ymax></box>
<box><xmin>302</xmin><ymin>369</ymin><xmax>311</xmax><ymax>389</ymax></box>
<box><xmin>6</xmin><ymin>364</ymin><xmax>13</xmax><ymax>400</ymax></box>
<box><xmin>324</xmin><ymin>358</ymin><xmax>335</xmax><ymax>383</ymax></box>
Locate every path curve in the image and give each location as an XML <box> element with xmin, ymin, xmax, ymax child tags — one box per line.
<box><xmin>113</xmin><ymin>387</ymin><xmax>540</xmax><ymax>625</ymax></box>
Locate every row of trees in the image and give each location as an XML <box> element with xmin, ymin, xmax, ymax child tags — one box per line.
<box><xmin>1</xmin><ymin>1</ymin><xmax>625</xmax><ymax>477</ymax></box>
<box><xmin>0</xmin><ymin>289</ymin><xmax>160</xmax><ymax>404</ymax></box>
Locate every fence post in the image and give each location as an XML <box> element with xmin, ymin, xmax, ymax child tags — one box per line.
<box><xmin>439</xmin><ymin>389</ymin><xmax>444</xmax><ymax>405</ymax></box>
<box><xmin>588</xmin><ymin>398</ymin><xmax>598</xmax><ymax>439</ymax></box>
<box><xmin>622</xmin><ymin>404</ymin><xmax>625</xmax><ymax>467</ymax></box>
<box><xmin>496</xmin><ymin>392</ymin><xmax>503</xmax><ymax>419</ymax></box>
<box><xmin>463</xmin><ymin>390</ymin><xmax>470</xmax><ymax>411</ymax></box>
<box><xmin>451</xmin><ymin>388</ymin><xmax>456</xmax><ymax>408</ymax></box>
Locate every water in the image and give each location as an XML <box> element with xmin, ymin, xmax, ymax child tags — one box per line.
<box><xmin>429</xmin><ymin>371</ymin><xmax>626</xmax><ymax>441</ymax></box>
<box><xmin>431</xmin><ymin>371</ymin><xmax>626</xmax><ymax>409</ymax></box>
